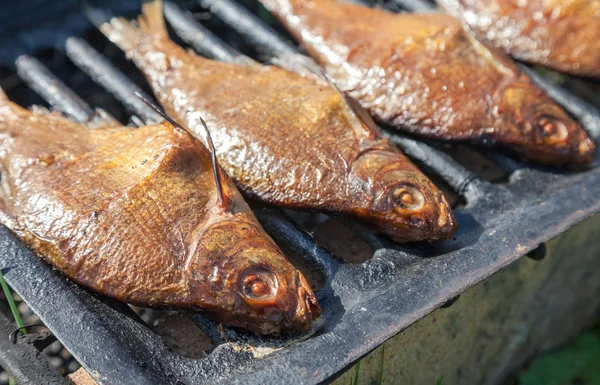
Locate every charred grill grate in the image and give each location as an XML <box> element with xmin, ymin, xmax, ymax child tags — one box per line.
<box><xmin>1</xmin><ymin>0</ymin><xmax>600</xmax><ymax>384</ymax></box>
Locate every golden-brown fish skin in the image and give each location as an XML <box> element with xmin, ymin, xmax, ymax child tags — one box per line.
<box><xmin>438</xmin><ymin>0</ymin><xmax>600</xmax><ymax>77</ymax></box>
<box><xmin>259</xmin><ymin>0</ymin><xmax>595</xmax><ymax>167</ymax></box>
<box><xmin>0</xmin><ymin>90</ymin><xmax>319</xmax><ymax>335</ymax></box>
<box><xmin>96</xmin><ymin>0</ymin><xmax>457</xmax><ymax>242</ymax></box>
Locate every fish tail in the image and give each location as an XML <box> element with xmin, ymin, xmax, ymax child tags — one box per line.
<box><xmin>0</xmin><ymin>86</ymin><xmax>14</xmax><ymax>110</ymax></box>
<box><xmin>0</xmin><ymin>85</ymin><xmax>27</xmax><ymax>115</ymax></box>
<box><xmin>90</xmin><ymin>7</ymin><xmax>141</xmax><ymax>54</ymax></box>
<box><xmin>139</xmin><ymin>0</ymin><xmax>168</xmax><ymax>38</ymax></box>
<box><xmin>90</xmin><ymin>0</ymin><xmax>168</xmax><ymax>55</ymax></box>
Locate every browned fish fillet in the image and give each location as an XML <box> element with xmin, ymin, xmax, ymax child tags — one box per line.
<box><xmin>0</xmin><ymin>87</ymin><xmax>319</xmax><ymax>335</ymax></box>
<box><xmin>438</xmin><ymin>0</ymin><xmax>600</xmax><ymax>77</ymax></box>
<box><xmin>259</xmin><ymin>0</ymin><xmax>596</xmax><ymax>167</ymax></box>
<box><xmin>96</xmin><ymin>0</ymin><xmax>457</xmax><ymax>243</ymax></box>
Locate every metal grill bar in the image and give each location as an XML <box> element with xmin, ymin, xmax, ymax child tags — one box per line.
<box><xmin>345</xmin><ymin>221</ymin><xmax>393</xmax><ymax>250</ymax></box>
<box><xmin>65</xmin><ymin>37</ymin><xmax>161</xmax><ymax>124</ymax></box>
<box><xmin>15</xmin><ymin>55</ymin><xmax>95</xmax><ymax>123</ymax></box>
<box><xmin>386</xmin><ymin>134</ymin><xmax>486</xmax><ymax>200</ymax></box>
<box><xmin>390</xmin><ymin>0</ymin><xmax>437</xmax><ymax>12</ymax></box>
<box><xmin>482</xmin><ymin>151</ymin><xmax>523</xmax><ymax>174</ymax></box>
<box><xmin>164</xmin><ymin>1</ymin><xmax>251</xmax><ymax>65</ymax></box>
<box><xmin>0</xmin><ymin>229</ymin><xmax>169</xmax><ymax>385</ymax></box>
<box><xmin>256</xmin><ymin>208</ymin><xmax>340</xmax><ymax>281</ymax></box>
<box><xmin>198</xmin><ymin>0</ymin><xmax>297</xmax><ymax>57</ymax></box>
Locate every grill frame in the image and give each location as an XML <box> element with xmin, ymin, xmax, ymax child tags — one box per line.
<box><xmin>0</xmin><ymin>309</ymin><xmax>68</xmax><ymax>385</ymax></box>
<box><xmin>1</xmin><ymin>1</ymin><xmax>600</xmax><ymax>384</ymax></box>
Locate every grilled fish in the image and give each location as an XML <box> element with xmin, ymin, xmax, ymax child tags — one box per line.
<box><xmin>438</xmin><ymin>0</ymin><xmax>600</xmax><ymax>77</ymax></box>
<box><xmin>259</xmin><ymin>0</ymin><xmax>596</xmax><ymax>167</ymax></box>
<box><xmin>0</xmin><ymin>88</ymin><xmax>319</xmax><ymax>335</ymax></box>
<box><xmin>96</xmin><ymin>0</ymin><xmax>457</xmax><ymax>243</ymax></box>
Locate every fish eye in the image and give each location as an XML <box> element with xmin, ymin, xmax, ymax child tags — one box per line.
<box><xmin>390</xmin><ymin>183</ymin><xmax>425</xmax><ymax>212</ymax></box>
<box><xmin>534</xmin><ymin>114</ymin><xmax>568</xmax><ymax>144</ymax></box>
<box><xmin>238</xmin><ymin>266</ymin><xmax>278</xmax><ymax>303</ymax></box>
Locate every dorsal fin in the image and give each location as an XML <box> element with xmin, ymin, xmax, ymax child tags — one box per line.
<box><xmin>276</xmin><ymin>55</ymin><xmax>381</xmax><ymax>133</ymax></box>
<box><xmin>320</xmin><ymin>72</ymin><xmax>381</xmax><ymax>133</ymax></box>
<box><xmin>135</xmin><ymin>92</ymin><xmax>227</xmax><ymax>208</ymax></box>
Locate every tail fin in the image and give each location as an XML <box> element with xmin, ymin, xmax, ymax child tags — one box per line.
<box><xmin>89</xmin><ymin>0</ymin><xmax>168</xmax><ymax>53</ymax></box>
<box><xmin>139</xmin><ymin>0</ymin><xmax>167</xmax><ymax>37</ymax></box>
<box><xmin>0</xmin><ymin>86</ymin><xmax>27</xmax><ymax>113</ymax></box>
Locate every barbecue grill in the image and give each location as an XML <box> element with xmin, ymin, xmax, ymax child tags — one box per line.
<box><xmin>1</xmin><ymin>0</ymin><xmax>599</xmax><ymax>384</ymax></box>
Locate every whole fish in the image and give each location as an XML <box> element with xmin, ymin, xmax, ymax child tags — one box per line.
<box><xmin>437</xmin><ymin>0</ymin><xmax>600</xmax><ymax>77</ymax></box>
<box><xmin>259</xmin><ymin>0</ymin><xmax>596</xmax><ymax>167</ymax></box>
<box><xmin>96</xmin><ymin>0</ymin><xmax>457</xmax><ymax>243</ymax></box>
<box><xmin>0</xmin><ymin>88</ymin><xmax>319</xmax><ymax>335</ymax></box>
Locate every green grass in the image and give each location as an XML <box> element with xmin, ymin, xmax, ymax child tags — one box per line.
<box><xmin>516</xmin><ymin>324</ymin><xmax>600</xmax><ymax>385</ymax></box>
<box><xmin>0</xmin><ymin>271</ymin><xmax>25</xmax><ymax>385</ymax></box>
<box><xmin>256</xmin><ymin>4</ymin><xmax>274</xmax><ymax>25</ymax></box>
<box><xmin>347</xmin><ymin>344</ymin><xmax>387</xmax><ymax>385</ymax></box>
<box><xmin>344</xmin><ymin>322</ymin><xmax>597</xmax><ymax>385</ymax></box>
<box><xmin>0</xmin><ymin>272</ymin><xmax>25</xmax><ymax>332</ymax></box>
<box><xmin>353</xmin><ymin>361</ymin><xmax>360</xmax><ymax>385</ymax></box>
<box><xmin>378</xmin><ymin>344</ymin><xmax>385</xmax><ymax>385</ymax></box>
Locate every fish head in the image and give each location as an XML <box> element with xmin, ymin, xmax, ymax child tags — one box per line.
<box><xmin>189</xmin><ymin>219</ymin><xmax>320</xmax><ymax>335</ymax></box>
<box><xmin>350</xmin><ymin>149</ymin><xmax>457</xmax><ymax>243</ymax></box>
<box><xmin>498</xmin><ymin>82</ymin><xmax>596</xmax><ymax>166</ymax></box>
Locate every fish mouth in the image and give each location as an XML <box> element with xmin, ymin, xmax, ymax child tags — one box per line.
<box><xmin>384</xmin><ymin>206</ymin><xmax>457</xmax><ymax>243</ymax></box>
<box><xmin>210</xmin><ymin>287</ymin><xmax>319</xmax><ymax>335</ymax></box>
<box><xmin>517</xmin><ymin>139</ymin><xmax>597</xmax><ymax>167</ymax></box>
<box><xmin>298</xmin><ymin>286</ymin><xmax>321</xmax><ymax>321</ymax></box>
<box><xmin>505</xmin><ymin>109</ymin><xmax>596</xmax><ymax>167</ymax></box>
<box><xmin>292</xmin><ymin>271</ymin><xmax>321</xmax><ymax>329</ymax></box>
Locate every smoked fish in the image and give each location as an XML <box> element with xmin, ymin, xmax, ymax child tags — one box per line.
<box><xmin>259</xmin><ymin>0</ymin><xmax>596</xmax><ymax>166</ymax></box>
<box><xmin>438</xmin><ymin>0</ymin><xmax>600</xmax><ymax>77</ymax></box>
<box><xmin>96</xmin><ymin>0</ymin><xmax>457</xmax><ymax>243</ymax></box>
<box><xmin>0</xmin><ymin>87</ymin><xmax>319</xmax><ymax>335</ymax></box>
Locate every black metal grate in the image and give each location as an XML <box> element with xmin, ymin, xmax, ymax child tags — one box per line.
<box><xmin>1</xmin><ymin>1</ymin><xmax>600</xmax><ymax>384</ymax></box>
